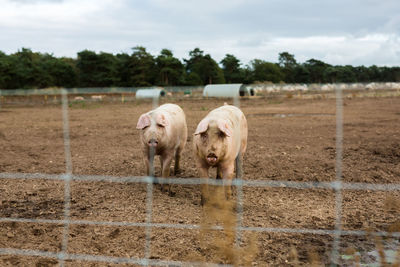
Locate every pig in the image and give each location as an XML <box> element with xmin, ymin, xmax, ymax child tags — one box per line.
<box><xmin>193</xmin><ymin>105</ymin><xmax>248</xmax><ymax>203</ymax></box>
<box><xmin>136</xmin><ymin>104</ymin><xmax>187</xmax><ymax>194</ymax></box>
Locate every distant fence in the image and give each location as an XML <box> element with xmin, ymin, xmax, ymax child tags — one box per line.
<box><xmin>0</xmin><ymin>82</ymin><xmax>399</xmax><ymax>96</ymax></box>
<box><xmin>0</xmin><ymin>86</ymin><xmax>204</xmax><ymax>96</ymax></box>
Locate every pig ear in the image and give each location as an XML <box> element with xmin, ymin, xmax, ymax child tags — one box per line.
<box><xmin>156</xmin><ymin>113</ymin><xmax>169</xmax><ymax>127</ymax></box>
<box><xmin>194</xmin><ymin>119</ymin><xmax>209</xmax><ymax>135</ymax></box>
<box><xmin>136</xmin><ymin>114</ymin><xmax>151</xmax><ymax>129</ymax></box>
<box><xmin>217</xmin><ymin>120</ymin><xmax>232</xmax><ymax>137</ymax></box>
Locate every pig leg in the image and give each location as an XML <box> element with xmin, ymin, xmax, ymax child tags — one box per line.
<box><xmin>161</xmin><ymin>153</ymin><xmax>174</xmax><ymax>196</ymax></box>
<box><xmin>221</xmin><ymin>163</ymin><xmax>235</xmax><ymax>200</ymax></box>
<box><xmin>240</xmin><ymin>116</ymin><xmax>248</xmax><ymax>155</ymax></box>
<box><xmin>160</xmin><ymin>156</ymin><xmax>163</xmax><ymax>171</ymax></box>
<box><xmin>150</xmin><ymin>156</ymin><xmax>163</xmax><ymax>189</ymax></box>
<box><xmin>175</xmin><ymin>135</ymin><xmax>186</xmax><ymax>175</ymax></box>
<box><xmin>197</xmin><ymin>162</ymin><xmax>209</xmax><ymax>206</ymax></box>
<box><xmin>216</xmin><ymin>166</ymin><xmax>223</xmax><ymax>179</ymax></box>
<box><xmin>235</xmin><ymin>152</ymin><xmax>243</xmax><ymax>179</ymax></box>
<box><xmin>174</xmin><ymin>147</ymin><xmax>181</xmax><ymax>175</ymax></box>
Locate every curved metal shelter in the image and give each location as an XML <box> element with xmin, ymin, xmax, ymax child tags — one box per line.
<box><xmin>135</xmin><ymin>88</ymin><xmax>166</xmax><ymax>99</ymax></box>
<box><xmin>203</xmin><ymin>84</ymin><xmax>254</xmax><ymax>97</ymax></box>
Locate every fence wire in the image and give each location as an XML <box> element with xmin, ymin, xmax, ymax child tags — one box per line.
<box><xmin>0</xmin><ymin>87</ymin><xmax>399</xmax><ymax>266</ymax></box>
<box><xmin>2</xmin><ymin>172</ymin><xmax>400</xmax><ymax>191</ymax></box>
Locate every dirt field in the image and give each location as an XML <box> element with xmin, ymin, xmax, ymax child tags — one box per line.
<box><xmin>0</xmin><ymin>93</ymin><xmax>399</xmax><ymax>266</ymax></box>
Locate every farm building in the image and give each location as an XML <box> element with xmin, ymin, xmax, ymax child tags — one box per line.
<box><xmin>203</xmin><ymin>84</ymin><xmax>254</xmax><ymax>97</ymax></box>
<box><xmin>135</xmin><ymin>88</ymin><xmax>166</xmax><ymax>99</ymax></box>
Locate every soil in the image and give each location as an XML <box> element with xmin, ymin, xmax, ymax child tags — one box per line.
<box><xmin>0</xmin><ymin>93</ymin><xmax>399</xmax><ymax>266</ymax></box>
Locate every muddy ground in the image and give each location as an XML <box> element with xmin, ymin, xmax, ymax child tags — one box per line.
<box><xmin>0</xmin><ymin>92</ymin><xmax>399</xmax><ymax>266</ymax></box>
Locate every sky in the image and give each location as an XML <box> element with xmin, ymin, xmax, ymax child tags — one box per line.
<box><xmin>1</xmin><ymin>0</ymin><xmax>399</xmax><ymax>66</ymax></box>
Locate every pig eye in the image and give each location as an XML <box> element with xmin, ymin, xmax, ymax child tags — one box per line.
<box><xmin>218</xmin><ymin>131</ymin><xmax>226</xmax><ymax>138</ymax></box>
<box><xmin>157</xmin><ymin>123</ymin><xmax>165</xmax><ymax>128</ymax></box>
<box><xmin>200</xmin><ymin>132</ymin><xmax>208</xmax><ymax>141</ymax></box>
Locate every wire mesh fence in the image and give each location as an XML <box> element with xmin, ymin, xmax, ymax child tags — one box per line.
<box><xmin>0</xmin><ymin>86</ymin><xmax>399</xmax><ymax>266</ymax></box>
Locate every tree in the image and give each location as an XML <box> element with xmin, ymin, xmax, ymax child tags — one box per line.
<box><xmin>220</xmin><ymin>54</ymin><xmax>244</xmax><ymax>83</ymax></box>
<box><xmin>337</xmin><ymin>65</ymin><xmax>356</xmax><ymax>83</ymax></box>
<box><xmin>128</xmin><ymin>46</ymin><xmax>157</xmax><ymax>86</ymax></box>
<box><xmin>77</xmin><ymin>50</ymin><xmax>118</xmax><ymax>87</ymax></box>
<box><xmin>0</xmin><ymin>51</ymin><xmax>14</xmax><ymax>88</ymax></box>
<box><xmin>77</xmin><ymin>50</ymin><xmax>98</xmax><ymax>87</ymax></box>
<box><xmin>248</xmin><ymin>59</ymin><xmax>284</xmax><ymax>83</ymax></box>
<box><xmin>11</xmin><ymin>48</ymin><xmax>38</xmax><ymax>88</ymax></box>
<box><xmin>324</xmin><ymin>65</ymin><xmax>356</xmax><ymax>83</ymax></box>
<box><xmin>115</xmin><ymin>53</ymin><xmax>131</xmax><ymax>87</ymax></box>
<box><xmin>54</xmin><ymin>57</ymin><xmax>78</xmax><ymax>88</ymax></box>
<box><xmin>278</xmin><ymin>52</ymin><xmax>297</xmax><ymax>68</ymax></box>
<box><xmin>185</xmin><ymin>72</ymin><xmax>203</xmax><ymax>85</ymax></box>
<box><xmin>184</xmin><ymin>48</ymin><xmax>225</xmax><ymax>85</ymax></box>
<box><xmin>323</xmin><ymin>66</ymin><xmax>339</xmax><ymax>83</ymax></box>
<box><xmin>0</xmin><ymin>49</ymin><xmax>78</xmax><ymax>89</ymax></box>
<box><xmin>391</xmin><ymin>67</ymin><xmax>400</xmax><ymax>82</ymax></box>
<box><xmin>38</xmin><ymin>55</ymin><xmax>78</xmax><ymax>88</ymax></box>
<box><xmin>354</xmin><ymin>66</ymin><xmax>371</xmax><ymax>82</ymax></box>
<box><xmin>379</xmin><ymin>66</ymin><xmax>400</xmax><ymax>82</ymax></box>
<box><xmin>304</xmin><ymin>59</ymin><xmax>331</xmax><ymax>83</ymax></box>
<box><xmin>278</xmin><ymin>52</ymin><xmax>298</xmax><ymax>83</ymax></box>
<box><xmin>292</xmin><ymin>65</ymin><xmax>311</xmax><ymax>83</ymax></box>
<box><xmin>155</xmin><ymin>49</ymin><xmax>184</xmax><ymax>86</ymax></box>
<box><xmin>3</xmin><ymin>47</ymin><xmax>400</xmax><ymax>88</ymax></box>
<box><xmin>96</xmin><ymin>52</ymin><xmax>119</xmax><ymax>86</ymax></box>
<box><xmin>368</xmin><ymin>65</ymin><xmax>381</xmax><ymax>81</ymax></box>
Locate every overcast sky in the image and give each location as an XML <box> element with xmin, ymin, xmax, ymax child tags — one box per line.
<box><xmin>1</xmin><ymin>0</ymin><xmax>399</xmax><ymax>66</ymax></box>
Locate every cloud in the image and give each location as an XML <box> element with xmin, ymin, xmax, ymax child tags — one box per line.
<box><xmin>0</xmin><ymin>0</ymin><xmax>399</xmax><ymax>66</ymax></box>
<box><xmin>11</xmin><ymin>0</ymin><xmax>64</xmax><ymax>3</ymax></box>
<box><xmin>0</xmin><ymin>0</ymin><xmax>122</xmax><ymax>29</ymax></box>
<box><xmin>176</xmin><ymin>33</ymin><xmax>400</xmax><ymax>67</ymax></box>
<box><xmin>231</xmin><ymin>34</ymin><xmax>400</xmax><ymax>66</ymax></box>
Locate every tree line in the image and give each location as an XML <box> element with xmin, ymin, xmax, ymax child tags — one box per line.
<box><xmin>0</xmin><ymin>47</ymin><xmax>399</xmax><ymax>89</ymax></box>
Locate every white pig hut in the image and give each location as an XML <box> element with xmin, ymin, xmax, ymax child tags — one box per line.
<box><xmin>203</xmin><ymin>84</ymin><xmax>254</xmax><ymax>97</ymax></box>
<box><xmin>135</xmin><ymin>88</ymin><xmax>166</xmax><ymax>99</ymax></box>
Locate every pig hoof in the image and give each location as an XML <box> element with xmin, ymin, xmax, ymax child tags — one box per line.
<box><xmin>168</xmin><ymin>190</ymin><xmax>176</xmax><ymax>197</ymax></box>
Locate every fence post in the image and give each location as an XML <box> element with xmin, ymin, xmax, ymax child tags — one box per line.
<box><xmin>59</xmin><ymin>89</ymin><xmax>73</xmax><ymax>267</ymax></box>
<box><xmin>143</xmin><ymin>95</ymin><xmax>159</xmax><ymax>264</ymax></box>
<box><xmin>233</xmin><ymin>93</ymin><xmax>244</xmax><ymax>249</ymax></box>
<box><xmin>330</xmin><ymin>85</ymin><xmax>343</xmax><ymax>266</ymax></box>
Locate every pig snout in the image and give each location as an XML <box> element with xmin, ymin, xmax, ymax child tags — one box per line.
<box><xmin>148</xmin><ymin>138</ymin><xmax>158</xmax><ymax>147</ymax></box>
<box><xmin>206</xmin><ymin>153</ymin><xmax>218</xmax><ymax>165</ymax></box>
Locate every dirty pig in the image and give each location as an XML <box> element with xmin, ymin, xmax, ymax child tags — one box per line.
<box><xmin>136</xmin><ymin>103</ymin><xmax>188</xmax><ymax>194</ymax></box>
<box><xmin>193</xmin><ymin>104</ymin><xmax>248</xmax><ymax>203</ymax></box>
